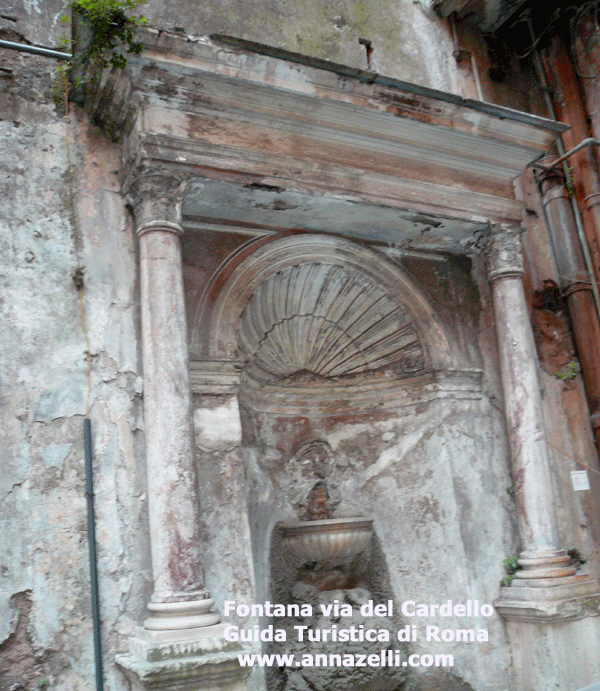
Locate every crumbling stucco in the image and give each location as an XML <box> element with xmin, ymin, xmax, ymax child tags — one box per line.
<box><xmin>0</xmin><ymin>54</ymin><xmax>150</xmax><ymax>686</ymax></box>
<box><xmin>3</xmin><ymin>1</ymin><xmax>600</xmax><ymax>690</ymax></box>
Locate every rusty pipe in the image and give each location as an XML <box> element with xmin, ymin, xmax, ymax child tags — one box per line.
<box><xmin>538</xmin><ymin>37</ymin><xmax>600</xmax><ymax>441</ymax></box>
<box><xmin>545</xmin><ymin>37</ymin><xmax>600</xmax><ymax>285</ymax></box>
<box><xmin>540</xmin><ymin>166</ymin><xmax>600</xmax><ymax>441</ymax></box>
<box><xmin>529</xmin><ymin>39</ymin><xmax>600</xmax><ymax>330</ymax></box>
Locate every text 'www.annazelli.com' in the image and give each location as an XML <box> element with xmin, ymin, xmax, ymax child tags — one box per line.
<box><xmin>237</xmin><ymin>651</ymin><xmax>454</xmax><ymax>668</ymax></box>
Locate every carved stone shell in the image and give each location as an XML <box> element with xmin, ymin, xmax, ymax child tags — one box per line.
<box><xmin>238</xmin><ymin>262</ymin><xmax>425</xmax><ymax>382</ymax></box>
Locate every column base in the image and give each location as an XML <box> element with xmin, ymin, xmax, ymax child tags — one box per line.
<box><xmin>116</xmin><ymin>623</ymin><xmax>252</xmax><ymax>691</ymax></box>
<box><xmin>495</xmin><ymin>574</ymin><xmax>600</xmax><ymax>622</ymax></box>
<box><xmin>144</xmin><ymin>596</ymin><xmax>221</xmax><ymax>630</ymax></box>
<box><xmin>515</xmin><ymin>549</ymin><xmax>576</xmax><ymax>579</ymax></box>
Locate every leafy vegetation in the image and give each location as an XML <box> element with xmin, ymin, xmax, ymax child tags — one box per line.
<box><xmin>61</xmin><ymin>0</ymin><xmax>147</xmax><ymax>70</ymax></box>
<box><xmin>555</xmin><ymin>360</ymin><xmax>581</xmax><ymax>381</ymax></box>
<box><xmin>501</xmin><ymin>555</ymin><xmax>520</xmax><ymax>587</ymax></box>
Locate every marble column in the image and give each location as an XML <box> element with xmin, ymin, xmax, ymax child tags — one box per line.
<box><xmin>117</xmin><ymin>170</ymin><xmax>250</xmax><ymax>691</ymax></box>
<box><xmin>130</xmin><ymin>172</ymin><xmax>219</xmax><ymax>631</ymax></box>
<box><xmin>486</xmin><ymin>225</ymin><xmax>575</xmax><ymax>578</ymax></box>
<box><xmin>487</xmin><ymin>224</ymin><xmax>600</xmax><ymax>620</ymax></box>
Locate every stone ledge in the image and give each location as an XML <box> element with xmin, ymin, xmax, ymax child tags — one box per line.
<box><xmin>117</xmin><ymin>653</ymin><xmax>250</xmax><ymax>691</ymax></box>
<box><xmin>238</xmin><ymin>368</ymin><xmax>483</xmax><ymax>414</ymax></box>
<box><xmin>116</xmin><ymin>624</ymin><xmax>252</xmax><ymax>691</ymax></box>
<box><xmin>495</xmin><ymin>578</ymin><xmax>600</xmax><ymax>622</ymax></box>
<box><xmin>190</xmin><ymin>359</ymin><xmax>241</xmax><ymax>395</ymax></box>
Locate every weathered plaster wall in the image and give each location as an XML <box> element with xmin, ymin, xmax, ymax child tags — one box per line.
<box><xmin>3</xmin><ymin>1</ymin><xmax>600</xmax><ymax>690</ymax></box>
<box><xmin>139</xmin><ymin>0</ymin><xmax>543</xmax><ymax>112</ymax></box>
<box><xmin>1</xmin><ymin>10</ymin><xmax>151</xmax><ymax>684</ymax></box>
<box><xmin>0</xmin><ymin>0</ymin><xmax>66</xmax><ymax>47</ymax></box>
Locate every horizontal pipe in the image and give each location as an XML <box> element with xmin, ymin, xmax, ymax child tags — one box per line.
<box><xmin>0</xmin><ymin>39</ymin><xmax>72</xmax><ymax>61</ymax></box>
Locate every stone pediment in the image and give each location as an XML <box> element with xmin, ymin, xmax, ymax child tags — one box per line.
<box><xmin>86</xmin><ymin>29</ymin><xmax>566</xmax><ymax>251</ymax></box>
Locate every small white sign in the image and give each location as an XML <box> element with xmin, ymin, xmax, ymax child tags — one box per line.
<box><xmin>571</xmin><ymin>470</ymin><xmax>590</xmax><ymax>491</ymax></box>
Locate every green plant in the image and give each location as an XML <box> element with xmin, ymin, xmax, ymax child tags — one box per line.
<box><xmin>501</xmin><ymin>555</ymin><xmax>520</xmax><ymax>586</ymax></box>
<box><xmin>506</xmin><ymin>486</ymin><xmax>514</xmax><ymax>496</ymax></box>
<box><xmin>566</xmin><ymin>166</ymin><xmax>575</xmax><ymax>195</ymax></box>
<box><xmin>61</xmin><ymin>0</ymin><xmax>147</xmax><ymax>70</ymax></box>
<box><xmin>555</xmin><ymin>360</ymin><xmax>581</xmax><ymax>381</ymax></box>
<box><xmin>37</xmin><ymin>680</ymin><xmax>48</xmax><ymax>689</ymax></box>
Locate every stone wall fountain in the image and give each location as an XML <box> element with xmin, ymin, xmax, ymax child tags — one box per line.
<box><xmin>278</xmin><ymin>496</ymin><xmax>373</xmax><ymax>591</ymax></box>
<box><xmin>276</xmin><ymin>440</ymin><xmax>373</xmax><ymax>590</ymax></box>
<box><xmin>267</xmin><ymin>441</ymin><xmax>407</xmax><ymax>691</ymax></box>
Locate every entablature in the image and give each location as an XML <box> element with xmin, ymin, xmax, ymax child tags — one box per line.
<box><xmin>87</xmin><ymin>28</ymin><xmax>566</xmax><ymax>251</ymax></box>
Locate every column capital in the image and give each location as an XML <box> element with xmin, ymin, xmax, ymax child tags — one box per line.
<box><xmin>127</xmin><ymin>168</ymin><xmax>190</xmax><ymax>235</ymax></box>
<box><xmin>483</xmin><ymin>223</ymin><xmax>524</xmax><ymax>282</ymax></box>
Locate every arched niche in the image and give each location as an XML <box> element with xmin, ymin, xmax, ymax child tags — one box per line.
<box><xmin>189</xmin><ymin>233</ymin><xmax>485</xmax><ymax>653</ymax></box>
<box><xmin>192</xmin><ymin>234</ymin><xmax>454</xmax><ymax>373</ymax></box>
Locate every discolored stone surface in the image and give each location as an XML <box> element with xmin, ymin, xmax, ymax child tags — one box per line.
<box><xmin>2</xmin><ymin>1</ymin><xmax>600</xmax><ymax>690</ymax></box>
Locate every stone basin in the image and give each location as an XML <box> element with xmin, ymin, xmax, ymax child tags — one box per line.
<box><xmin>278</xmin><ymin>517</ymin><xmax>373</xmax><ymax>563</ymax></box>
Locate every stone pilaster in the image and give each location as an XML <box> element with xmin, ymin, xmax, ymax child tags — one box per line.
<box><xmin>485</xmin><ymin>224</ymin><xmax>600</xmax><ymax>620</ymax></box>
<box><xmin>117</xmin><ymin>170</ymin><xmax>251</xmax><ymax>690</ymax></box>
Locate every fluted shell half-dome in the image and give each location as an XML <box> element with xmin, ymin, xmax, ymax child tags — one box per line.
<box><xmin>237</xmin><ymin>262</ymin><xmax>425</xmax><ymax>382</ymax></box>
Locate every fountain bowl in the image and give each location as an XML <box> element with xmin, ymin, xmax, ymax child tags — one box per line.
<box><xmin>278</xmin><ymin>517</ymin><xmax>373</xmax><ymax>563</ymax></box>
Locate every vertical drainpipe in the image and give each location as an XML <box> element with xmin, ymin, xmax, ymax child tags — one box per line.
<box><xmin>544</xmin><ymin>36</ymin><xmax>600</xmax><ymax>287</ymax></box>
<box><xmin>84</xmin><ymin>418</ymin><xmax>104</xmax><ymax>691</ymax></box>
<box><xmin>573</xmin><ymin>14</ymin><xmax>600</xmax><ymax>281</ymax></box>
<box><xmin>534</xmin><ymin>36</ymin><xmax>600</xmax><ymax>450</ymax></box>
<box><xmin>574</xmin><ymin>14</ymin><xmax>600</xmax><ymax>147</ymax></box>
<box><xmin>539</xmin><ymin>166</ymin><xmax>600</xmax><ymax>447</ymax></box>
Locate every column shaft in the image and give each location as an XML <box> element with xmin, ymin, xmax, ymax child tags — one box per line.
<box><xmin>132</xmin><ymin>174</ymin><xmax>219</xmax><ymax>630</ymax></box>
<box><xmin>487</xmin><ymin>226</ymin><xmax>574</xmax><ymax>579</ymax></box>
<box><xmin>138</xmin><ymin>222</ymin><xmax>204</xmax><ymax>601</ymax></box>
<box><xmin>491</xmin><ymin>273</ymin><xmax>560</xmax><ymax>554</ymax></box>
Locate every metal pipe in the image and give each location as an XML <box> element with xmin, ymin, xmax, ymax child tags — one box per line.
<box><xmin>0</xmin><ymin>39</ymin><xmax>72</xmax><ymax>61</ymax></box>
<box><xmin>532</xmin><ymin>36</ymin><xmax>600</xmax><ymax>445</ymax></box>
<box><xmin>539</xmin><ymin>168</ymin><xmax>600</xmax><ymax>440</ymax></box>
<box><xmin>532</xmin><ymin>138</ymin><xmax>600</xmax><ymax>171</ymax></box>
<box><xmin>545</xmin><ymin>37</ymin><xmax>600</xmax><ymax>318</ymax></box>
<box><xmin>448</xmin><ymin>13</ymin><xmax>484</xmax><ymax>100</ymax></box>
<box><xmin>84</xmin><ymin>418</ymin><xmax>104</xmax><ymax>691</ymax></box>
<box><xmin>529</xmin><ymin>37</ymin><xmax>600</xmax><ymax>324</ymax></box>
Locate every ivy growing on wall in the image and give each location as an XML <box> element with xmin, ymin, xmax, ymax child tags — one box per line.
<box><xmin>61</xmin><ymin>0</ymin><xmax>147</xmax><ymax>70</ymax></box>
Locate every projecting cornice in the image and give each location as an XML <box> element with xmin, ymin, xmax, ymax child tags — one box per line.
<box><xmin>433</xmin><ymin>0</ymin><xmax>529</xmax><ymax>33</ymax></box>
<box><xmin>86</xmin><ymin>29</ymin><xmax>566</xmax><ymax>249</ymax></box>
